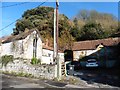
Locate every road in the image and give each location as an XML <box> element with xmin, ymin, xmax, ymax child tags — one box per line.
<box><xmin>1</xmin><ymin>70</ymin><xmax>120</xmax><ymax>89</ymax></box>
<box><xmin>73</xmin><ymin>68</ymin><xmax>120</xmax><ymax>87</ymax></box>
<box><xmin>1</xmin><ymin>74</ymin><xmax>77</xmax><ymax>89</ymax></box>
<box><xmin>1</xmin><ymin>74</ymin><xmax>52</xmax><ymax>88</ymax></box>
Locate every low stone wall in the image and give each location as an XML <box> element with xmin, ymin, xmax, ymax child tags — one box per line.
<box><xmin>0</xmin><ymin>59</ymin><xmax>57</xmax><ymax>80</ymax></box>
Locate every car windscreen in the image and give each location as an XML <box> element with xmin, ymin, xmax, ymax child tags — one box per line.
<box><xmin>87</xmin><ymin>60</ymin><xmax>96</xmax><ymax>63</ymax></box>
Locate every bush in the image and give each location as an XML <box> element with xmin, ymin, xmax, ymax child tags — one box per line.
<box><xmin>31</xmin><ymin>57</ymin><xmax>40</xmax><ymax>65</ymax></box>
<box><xmin>0</xmin><ymin>55</ymin><xmax>14</xmax><ymax>67</ymax></box>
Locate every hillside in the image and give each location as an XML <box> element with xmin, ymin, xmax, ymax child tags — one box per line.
<box><xmin>13</xmin><ymin>6</ymin><xmax>119</xmax><ymax>51</ymax></box>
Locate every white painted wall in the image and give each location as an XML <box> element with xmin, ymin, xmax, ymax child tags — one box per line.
<box><xmin>58</xmin><ymin>53</ymin><xmax>64</xmax><ymax>63</ymax></box>
<box><xmin>42</xmin><ymin>49</ymin><xmax>53</xmax><ymax>64</ymax></box>
<box><xmin>12</xmin><ymin>40</ymin><xmax>24</xmax><ymax>58</ymax></box>
<box><xmin>86</xmin><ymin>50</ymin><xmax>98</xmax><ymax>56</ymax></box>
<box><xmin>0</xmin><ymin>31</ymin><xmax>43</xmax><ymax>61</ymax></box>
<box><xmin>41</xmin><ymin>56</ymin><xmax>52</xmax><ymax>64</ymax></box>
<box><xmin>0</xmin><ymin>30</ymin><xmax>63</xmax><ymax>65</ymax></box>
<box><xmin>42</xmin><ymin>49</ymin><xmax>64</xmax><ymax>64</ymax></box>
<box><xmin>0</xmin><ymin>42</ymin><xmax>13</xmax><ymax>56</ymax></box>
<box><xmin>36</xmin><ymin>37</ymin><xmax>42</xmax><ymax>60</ymax></box>
<box><xmin>73</xmin><ymin>49</ymin><xmax>98</xmax><ymax>61</ymax></box>
<box><xmin>23</xmin><ymin>34</ymin><xmax>34</xmax><ymax>59</ymax></box>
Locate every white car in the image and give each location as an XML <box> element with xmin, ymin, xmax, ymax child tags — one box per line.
<box><xmin>86</xmin><ymin>59</ymin><xmax>98</xmax><ymax>67</ymax></box>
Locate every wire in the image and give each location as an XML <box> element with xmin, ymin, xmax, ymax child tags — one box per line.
<box><xmin>36</xmin><ymin>0</ymin><xmax>48</xmax><ymax>8</ymax></box>
<box><xmin>0</xmin><ymin>0</ymin><xmax>48</xmax><ymax>32</ymax></box>
<box><xmin>1</xmin><ymin>0</ymin><xmax>48</xmax><ymax>8</ymax></box>
<box><xmin>0</xmin><ymin>19</ymin><xmax>21</xmax><ymax>31</ymax></box>
<box><xmin>0</xmin><ymin>2</ymin><xmax>29</xmax><ymax>8</ymax></box>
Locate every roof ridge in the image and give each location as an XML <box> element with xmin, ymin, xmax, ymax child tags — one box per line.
<box><xmin>1</xmin><ymin>28</ymin><xmax>39</xmax><ymax>43</ymax></box>
<box><xmin>72</xmin><ymin>37</ymin><xmax>120</xmax><ymax>51</ymax></box>
<box><xmin>74</xmin><ymin>37</ymin><xmax>120</xmax><ymax>43</ymax></box>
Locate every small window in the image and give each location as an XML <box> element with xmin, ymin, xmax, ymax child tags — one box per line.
<box><xmin>48</xmin><ymin>53</ymin><xmax>51</xmax><ymax>57</ymax></box>
<box><xmin>33</xmin><ymin>37</ymin><xmax>37</xmax><ymax>58</ymax></box>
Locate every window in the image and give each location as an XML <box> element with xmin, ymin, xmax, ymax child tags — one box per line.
<box><xmin>48</xmin><ymin>53</ymin><xmax>51</xmax><ymax>57</ymax></box>
<box><xmin>33</xmin><ymin>36</ymin><xmax>37</xmax><ymax>58</ymax></box>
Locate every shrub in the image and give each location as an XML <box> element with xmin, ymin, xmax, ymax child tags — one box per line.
<box><xmin>31</xmin><ymin>57</ymin><xmax>40</xmax><ymax>65</ymax></box>
<box><xmin>0</xmin><ymin>55</ymin><xmax>14</xmax><ymax>67</ymax></box>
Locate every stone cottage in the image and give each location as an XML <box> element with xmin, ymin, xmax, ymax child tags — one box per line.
<box><xmin>0</xmin><ymin>29</ymin><xmax>64</xmax><ymax>64</ymax></box>
<box><xmin>0</xmin><ymin>29</ymin><xmax>42</xmax><ymax>60</ymax></box>
<box><xmin>72</xmin><ymin>37</ymin><xmax>120</xmax><ymax>61</ymax></box>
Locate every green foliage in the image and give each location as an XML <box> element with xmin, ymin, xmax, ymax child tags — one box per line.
<box><xmin>76</xmin><ymin>9</ymin><xmax>117</xmax><ymax>22</ymax></box>
<box><xmin>31</xmin><ymin>57</ymin><xmax>40</xmax><ymax>65</ymax></box>
<box><xmin>13</xmin><ymin>7</ymin><xmax>118</xmax><ymax>51</ymax></box>
<box><xmin>71</xmin><ymin>22</ymin><xmax>105</xmax><ymax>41</ymax></box>
<box><xmin>13</xmin><ymin>6</ymin><xmax>74</xmax><ymax>50</ymax></box>
<box><xmin>59</xmin><ymin>14</ymin><xmax>71</xmax><ymax>35</ymax></box>
<box><xmin>13</xmin><ymin>6</ymin><xmax>54</xmax><ymax>35</ymax></box>
<box><xmin>16</xmin><ymin>72</ymin><xmax>33</xmax><ymax>78</ymax></box>
<box><xmin>22</xmin><ymin>7</ymin><xmax>54</xmax><ymax>19</ymax></box>
<box><xmin>13</xmin><ymin>19</ymin><xmax>34</xmax><ymax>35</ymax></box>
<box><xmin>3</xmin><ymin>71</ymin><xmax>34</xmax><ymax>78</ymax></box>
<box><xmin>71</xmin><ymin>9</ymin><xmax>118</xmax><ymax>41</ymax></box>
<box><xmin>59</xmin><ymin>29</ymin><xmax>75</xmax><ymax>51</ymax></box>
<box><xmin>79</xmin><ymin>22</ymin><xmax>104</xmax><ymax>40</ymax></box>
<box><xmin>0</xmin><ymin>55</ymin><xmax>14</xmax><ymax>67</ymax></box>
<box><xmin>77</xmin><ymin>10</ymin><xmax>89</xmax><ymax>21</ymax></box>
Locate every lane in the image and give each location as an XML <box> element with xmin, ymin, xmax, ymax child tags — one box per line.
<box><xmin>1</xmin><ymin>74</ymin><xmax>50</xmax><ymax>88</ymax></box>
<box><xmin>1</xmin><ymin>74</ymin><xmax>69</xmax><ymax>88</ymax></box>
<box><xmin>73</xmin><ymin>68</ymin><xmax>120</xmax><ymax>87</ymax></box>
<box><xmin>1</xmin><ymin>69</ymin><xmax>120</xmax><ymax>89</ymax></box>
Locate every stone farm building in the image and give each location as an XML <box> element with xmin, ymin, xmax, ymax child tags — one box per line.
<box><xmin>0</xmin><ymin>29</ymin><xmax>64</xmax><ymax>64</ymax></box>
<box><xmin>72</xmin><ymin>37</ymin><xmax>120</xmax><ymax>68</ymax></box>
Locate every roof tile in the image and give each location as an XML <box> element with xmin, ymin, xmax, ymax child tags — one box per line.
<box><xmin>72</xmin><ymin>37</ymin><xmax>120</xmax><ymax>51</ymax></box>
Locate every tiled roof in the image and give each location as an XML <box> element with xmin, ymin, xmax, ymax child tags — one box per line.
<box><xmin>72</xmin><ymin>37</ymin><xmax>120</xmax><ymax>51</ymax></box>
<box><xmin>42</xmin><ymin>43</ymin><xmax>63</xmax><ymax>53</ymax></box>
<box><xmin>0</xmin><ymin>35</ymin><xmax>14</xmax><ymax>44</ymax></box>
<box><xmin>0</xmin><ymin>29</ymin><xmax>40</xmax><ymax>44</ymax></box>
<box><xmin>42</xmin><ymin>44</ymin><xmax>54</xmax><ymax>51</ymax></box>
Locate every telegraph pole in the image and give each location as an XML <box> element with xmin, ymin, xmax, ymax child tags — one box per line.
<box><xmin>53</xmin><ymin>9</ymin><xmax>56</xmax><ymax>62</ymax></box>
<box><xmin>53</xmin><ymin>0</ymin><xmax>59</xmax><ymax>62</ymax></box>
<box><xmin>53</xmin><ymin>0</ymin><xmax>61</xmax><ymax>80</ymax></box>
<box><xmin>56</xmin><ymin>0</ymin><xmax>59</xmax><ymax>59</ymax></box>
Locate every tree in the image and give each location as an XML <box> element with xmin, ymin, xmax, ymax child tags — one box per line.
<box><xmin>72</xmin><ymin>9</ymin><xmax>118</xmax><ymax>41</ymax></box>
<box><xmin>13</xmin><ymin>19</ymin><xmax>34</xmax><ymax>35</ymax></box>
<box><xmin>13</xmin><ymin>7</ymin><xmax>118</xmax><ymax>50</ymax></box>
<box><xmin>78</xmin><ymin>22</ymin><xmax>104</xmax><ymax>41</ymax></box>
<box><xmin>13</xmin><ymin>6</ymin><xmax>74</xmax><ymax>51</ymax></box>
<box><xmin>76</xmin><ymin>10</ymin><xmax>89</xmax><ymax>21</ymax></box>
<box><xmin>13</xmin><ymin>7</ymin><xmax>54</xmax><ymax>35</ymax></box>
<box><xmin>59</xmin><ymin>29</ymin><xmax>75</xmax><ymax>51</ymax></box>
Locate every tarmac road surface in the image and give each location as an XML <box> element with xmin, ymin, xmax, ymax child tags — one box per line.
<box><xmin>1</xmin><ymin>73</ymin><xmax>120</xmax><ymax>89</ymax></box>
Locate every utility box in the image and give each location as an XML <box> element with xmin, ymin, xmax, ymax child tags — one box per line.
<box><xmin>68</xmin><ymin>65</ymin><xmax>74</xmax><ymax>75</ymax></box>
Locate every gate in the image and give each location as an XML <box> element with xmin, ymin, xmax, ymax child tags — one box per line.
<box><xmin>61</xmin><ymin>62</ymin><xmax>66</xmax><ymax>76</ymax></box>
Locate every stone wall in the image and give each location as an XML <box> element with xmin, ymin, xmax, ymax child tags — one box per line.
<box><xmin>0</xmin><ymin>59</ymin><xmax>57</xmax><ymax>80</ymax></box>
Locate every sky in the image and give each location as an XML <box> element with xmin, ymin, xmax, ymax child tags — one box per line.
<box><xmin>0</xmin><ymin>2</ymin><xmax>119</xmax><ymax>37</ymax></box>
